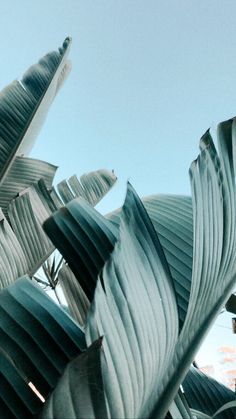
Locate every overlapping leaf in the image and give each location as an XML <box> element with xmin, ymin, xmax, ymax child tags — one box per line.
<box><xmin>0</xmin><ymin>276</ymin><xmax>85</xmax><ymax>417</ymax></box>
<box><xmin>47</xmin><ymin>118</ymin><xmax>236</xmax><ymax>418</ymax></box>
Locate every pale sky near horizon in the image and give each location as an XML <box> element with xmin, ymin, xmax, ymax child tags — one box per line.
<box><xmin>1</xmin><ymin>0</ymin><xmax>236</xmax><ymax>386</ymax></box>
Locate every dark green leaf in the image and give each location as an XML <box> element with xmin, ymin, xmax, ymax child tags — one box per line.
<box><xmin>0</xmin><ymin>276</ymin><xmax>85</xmax><ymax>416</ymax></box>
<box><xmin>183</xmin><ymin>366</ymin><xmax>236</xmax><ymax>419</ymax></box>
<box><xmin>43</xmin><ymin>197</ymin><xmax>118</xmax><ymax>300</ymax></box>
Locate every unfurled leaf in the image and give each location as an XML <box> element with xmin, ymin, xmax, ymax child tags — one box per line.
<box><xmin>150</xmin><ymin>120</ymin><xmax>236</xmax><ymax>417</ymax></box>
<box><xmin>0</xmin><ymin>37</ymin><xmax>71</xmax><ymax>185</ymax></box>
<box><xmin>86</xmin><ymin>183</ymin><xmax>179</xmax><ymax>419</ymax></box>
<box><xmin>41</xmin><ymin>339</ymin><xmax>108</xmax><ymax>419</ymax></box>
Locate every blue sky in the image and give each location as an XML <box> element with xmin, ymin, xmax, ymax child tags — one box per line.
<box><xmin>2</xmin><ymin>0</ymin><xmax>236</xmax><ymax>383</ymax></box>
<box><xmin>2</xmin><ymin>1</ymin><xmax>236</xmax><ymax>211</ymax></box>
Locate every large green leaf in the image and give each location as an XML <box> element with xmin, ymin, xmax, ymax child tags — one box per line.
<box><xmin>183</xmin><ymin>366</ymin><xmax>236</xmax><ymax>419</ymax></box>
<box><xmin>150</xmin><ymin>120</ymin><xmax>236</xmax><ymax>417</ymax></box>
<box><xmin>43</xmin><ymin>117</ymin><xmax>236</xmax><ymax>417</ymax></box>
<box><xmin>0</xmin><ymin>276</ymin><xmax>85</xmax><ymax>417</ymax></box>
<box><xmin>41</xmin><ymin>339</ymin><xmax>108</xmax><ymax>419</ymax></box>
<box><xmin>86</xmin><ymin>183</ymin><xmax>179</xmax><ymax>418</ymax></box>
<box><xmin>84</xmin><ymin>120</ymin><xmax>236</xmax><ymax>417</ymax></box>
<box><xmin>48</xmin><ymin>190</ymin><xmax>194</xmax><ymax>329</ymax></box>
<box><xmin>0</xmin><ymin>37</ymin><xmax>71</xmax><ymax>185</ymax></box>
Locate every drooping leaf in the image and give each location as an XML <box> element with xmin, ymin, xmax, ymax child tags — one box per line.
<box><xmin>58</xmin><ymin>264</ymin><xmax>90</xmax><ymax>327</ymax></box>
<box><xmin>0</xmin><ymin>209</ymin><xmax>28</xmax><ymax>288</ymax></box>
<box><xmin>43</xmin><ymin>197</ymin><xmax>118</xmax><ymax>300</ymax></box>
<box><xmin>0</xmin><ymin>276</ymin><xmax>85</xmax><ymax>416</ymax></box>
<box><xmin>41</xmin><ymin>338</ymin><xmax>108</xmax><ymax>419</ymax></box>
<box><xmin>183</xmin><ymin>366</ymin><xmax>236</xmax><ymax>419</ymax></box>
<box><xmin>8</xmin><ymin>186</ymin><xmax>54</xmax><ymax>275</ymax></box>
<box><xmin>0</xmin><ymin>37</ymin><xmax>71</xmax><ymax>185</ymax></box>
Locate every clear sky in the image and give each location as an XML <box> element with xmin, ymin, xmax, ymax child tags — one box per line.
<box><xmin>1</xmin><ymin>0</ymin><xmax>236</xmax><ymax>385</ymax></box>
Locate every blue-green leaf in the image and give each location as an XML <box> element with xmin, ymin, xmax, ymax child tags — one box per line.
<box><xmin>0</xmin><ymin>38</ymin><xmax>71</xmax><ymax>185</ymax></box>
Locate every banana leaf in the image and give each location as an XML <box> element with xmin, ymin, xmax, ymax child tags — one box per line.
<box><xmin>0</xmin><ymin>37</ymin><xmax>71</xmax><ymax>185</ymax></box>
